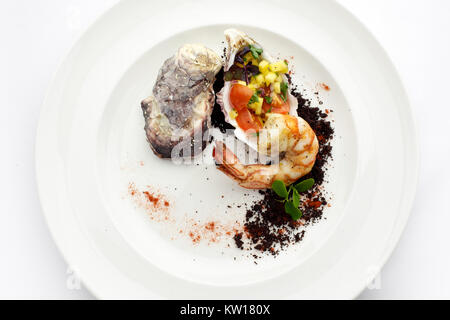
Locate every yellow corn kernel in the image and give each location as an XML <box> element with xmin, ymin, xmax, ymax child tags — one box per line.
<box><xmin>273</xmin><ymin>82</ymin><xmax>281</xmax><ymax>94</ymax></box>
<box><xmin>269</xmin><ymin>60</ymin><xmax>289</xmax><ymax>73</ymax></box>
<box><xmin>255</xmin><ymin>74</ymin><xmax>265</xmax><ymax>86</ymax></box>
<box><xmin>276</xmin><ymin>74</ymin><xmax>284</xmax><ymax>83</ymax></box>
<box><xmin>248</xmin><ymin>83</ymin><xmax>258</xmax><ymax>91</ymax></box>
<box><xmin>254</xmin><ymin>102</ymin><xmax>263</xmax><ymax>115</ymax></box>
<box><xmin>229</xmin><ymin>109</ymin><xmax>238</xmax><ymax>120</ymax></box>
<box><xmin>236</xmin><ymin>80</ymin><xmax>247</xmax><ymax>86</ymax></box>
<box><xmin>248</xmin><ymin>97</ymin><xmax>263</xmax><ymax>115</ymax></box>
<box><xmin>264</xmin><ymin>72</ymin><xmax>277</xmax><ymax>86</ymax></box>
<box><xmin>259</xmin><ymin>60</ymin><xmax>270</xmax><ymax>74</ymax></box>
<box><xmin>244</xmin><ymin>52</ymin><xmax>253</xmax><ymax>64</ymax></box>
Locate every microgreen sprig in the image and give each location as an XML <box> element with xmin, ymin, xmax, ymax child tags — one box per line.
<box><xmin>249</xmin><ymin>44</ymin><xmax>263</xmax><ymax>59</ymax></box>
<box><xmin>280</xmin><ymin>82</ymin><xmax>288</xmax><ymax>102</ymax></box>
<box><xmin>248</xmin><ymin>92</ymin><xmax>260</xmax><ymax>105</ymax></box>
<box><xmin>271</xmin><ymin>178</ymin><xmax>315</xmax><ymax>220</ymax></box>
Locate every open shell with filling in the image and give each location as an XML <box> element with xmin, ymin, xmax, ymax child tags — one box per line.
<box><xmin>216</xmin><ymin>29</ymin><xmax>299</xmax><ymax>152</ymax></box>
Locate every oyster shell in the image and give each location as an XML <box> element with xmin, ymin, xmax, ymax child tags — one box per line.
<box><xmin>141</xmin><ymin>44</ymin><xmax>222</xmax><ymax>158</ymax></box>
<box><xmin>217</xmin><ymin>29</ymin><xmax>299</xmax><ymax>151</ymax></box>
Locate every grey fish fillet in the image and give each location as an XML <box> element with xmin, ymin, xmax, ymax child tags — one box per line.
<box><xmin>141</xmin><ymin>44</ymin><xmax>222</xmax><ymax>158</ymax></box>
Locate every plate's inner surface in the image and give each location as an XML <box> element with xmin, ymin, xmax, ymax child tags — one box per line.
<box><xmin>97</xmin><ymin>25</ymin><xmax>357</xmax><ymax>285</ymax></box>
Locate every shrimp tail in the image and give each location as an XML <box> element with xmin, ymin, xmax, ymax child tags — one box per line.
<box><xmin>213</xmin><ymin>141</ymin><xmax>276</xmax><ymax>189</ymax></box>
<box><xmin>213</xmin><ymin>141</ymin><xmax>247</xmax><ymax>180</ymax></box>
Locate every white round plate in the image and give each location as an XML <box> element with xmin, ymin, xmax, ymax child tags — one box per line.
<box><xmin>36</xmin><ymin>0</ymin><xmax>418</xmax><ymax>299</ymax></box>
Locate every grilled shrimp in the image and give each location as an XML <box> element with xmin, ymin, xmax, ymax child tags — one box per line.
<box><xmin>213</xmin><ymin>113</ymin><xmax>319</xmax><ymax>189</ymax></box>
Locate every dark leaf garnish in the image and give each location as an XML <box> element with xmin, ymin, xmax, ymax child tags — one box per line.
<box><xmin>246</xmin><ymin>64</ymin><xmax>260</xmax><ymax>77</ymax></box>
<box><xmin>234</xmin><ymin>46</ymin><xmax>250</xmax><ymax>64</ymax></box>
<box><xmin>224</xmin><ymin>65</ymin><xmax>245</xmax><ymax>82</ymax></box>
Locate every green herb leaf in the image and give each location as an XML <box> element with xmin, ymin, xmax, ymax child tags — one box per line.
<box><xmin>294</xmin><ymin>178</ymin><xmax>315</xmax><ymax>193</ymax></box>
<box><xmin>285</xmin><ymin>201</ymin><xmax>302</xmax><ymax>220</ymax></box>
<box><xmin>248</xmin><ymin>92</ymin><xmax>260</xmax><ymax>106</ymax></box>
<box><xmin>292</xmin><ymin>188</ymin><xmax>300</xmax><ymax>207</ymax></box>
<box><xmin>249</xmin><ymin>44</ymin><xmax>263</xmax><ymax>59</ymax></box>
<box><xmin>280</xmin><ymin>82</ymin><xmax>288</xmax><ymax>102</ymax></box>
<box><xmin>256</xmin><ymin>89</ymin><xmax>262</xmax><ymax>95</ymax></box>
<box><xmin>272</xmin><ymin>180</ymin><xmax>288</xmax><ymax>199</ymax></box>
<box><xmin>264</xmin><ymin>96</ymin><xmax>273</xmax><ymax>104</ymax></box>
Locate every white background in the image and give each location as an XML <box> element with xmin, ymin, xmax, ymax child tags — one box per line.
<box><xmin>1</xmin><ymin>0</ymin><xmax>449</xmax><ymax>299</ymax></box>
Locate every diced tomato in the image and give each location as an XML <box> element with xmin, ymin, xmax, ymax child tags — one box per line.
<box><xmin>229</xmin><ymin>84</ymin><xmax>254</xmax><ymax>111</ymax></box>
<box><xmin>236</xmin><ymin>108</ymin><xmax>262</xmax><ymax>132</ymax></box>
<box><xmin>262</xmin><ymin>94</ymin><xmax>290</xmax><ymax>114</ymax></box>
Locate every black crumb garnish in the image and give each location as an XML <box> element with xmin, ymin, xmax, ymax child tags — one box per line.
<box><xmin>234</xmin><ymin>233</ymin><xmax>244</xmax><ymax>249</ymax></box>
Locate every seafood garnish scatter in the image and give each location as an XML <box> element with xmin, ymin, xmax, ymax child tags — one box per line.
<box><xmin>214</xmin><ymin>113</ymin><xmax>318</xmax><ymax>189</ymax></box>
<box><xmin>214</xmin><ymin>29</ymin><xmax>319</xmax><ymax>188</ymax></box>
<box><xmin>141</xmin><ymin>44</ymin><xmax>222</xmax><ymax>158</ymax></box>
